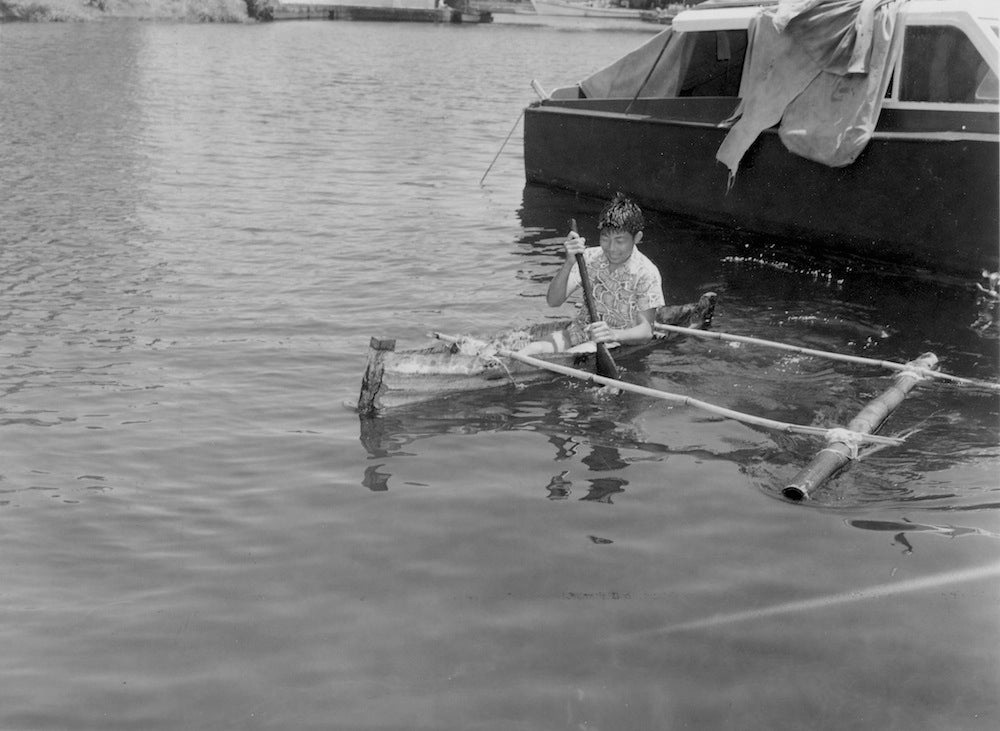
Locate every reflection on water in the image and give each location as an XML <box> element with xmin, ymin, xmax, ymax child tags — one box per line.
<box><xmin>972</xmin><ymin>270</ymin><xmax>1000</xmax><ymax>335</ymax></box>
<box><xmin>357</xmin><ymin>376</ymin><xmax>769</xmax><ymax>495</ymax></box>
<box><xmin>578</xmin><ymin>475</ymin><xmax>628</xmax><ymax>503</ymax></box>
<box><xmin>848</xmin><ymin>517</ymin><xmax>1000</xmax><ymax>539</ymax></box>
<box><xmin>544</xmin><ymin>470</ymin><xmax>571</xmax><ymax>499</ymax></box>
<box><xmin>847</xmin><ymin>518</ymin><xmax>1000</xmax><ymax>555</ymax></box>
<box><xmin>362</xmin><ymin>463</ymin><xmax>391</xmax><ymax>492</ymax></box>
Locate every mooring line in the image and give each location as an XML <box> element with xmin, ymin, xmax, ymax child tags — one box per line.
<box><xmin>479</xmin><ymin>108</ymin><xmax>525</xmax><ymax>187</ymax></box>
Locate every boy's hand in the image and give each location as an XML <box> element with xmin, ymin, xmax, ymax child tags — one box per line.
<box><xmin>586</xmin><ymin>321</ymin><xmax>614</xmax><ymax>343</ymax></box>
<box><xmin>564</xmin><ymin>231</ymin><xmax>586</xmax><ymax>258</ymax></box>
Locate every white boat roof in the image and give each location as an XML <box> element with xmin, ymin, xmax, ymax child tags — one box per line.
<box><xmin>671</xmin><ymin>5</ymin><xmax>764</xmax><ymax>31</ymax></box>
<box><xmin>673</xmin><ymin>0</ymin><xmax>1000</xmax><ymax>32</ymax></box>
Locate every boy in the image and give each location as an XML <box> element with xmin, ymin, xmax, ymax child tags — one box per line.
<box><xmin>521</xmin><ymin>194</ymin><xmax>664</xmax><ymax>355</ymax></box>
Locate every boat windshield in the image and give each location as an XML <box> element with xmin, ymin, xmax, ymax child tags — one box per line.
<box><xmin>900</xmin><ymin>24</ymin><xmax>998</xmax><ymax>103</ymax></box>
<box><xmin>576</xmin><ymin>29</ymin><xmax>749</xmax><ymax>100</ymax></box>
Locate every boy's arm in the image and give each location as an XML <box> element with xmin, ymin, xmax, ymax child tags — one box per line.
<box><xmin>588</xmin><ymin>308</ymin><xmax>656</xmax><ymax>345</ymax></box>
<box><xmin>546</xmin><ymin>233</ymin><xmax>586</xmax><ymax>307</ymax></box>
<box><xmin>546</xmin><ymin>258</ymin><xmax>577</xmax><ymax>307</ymax></box>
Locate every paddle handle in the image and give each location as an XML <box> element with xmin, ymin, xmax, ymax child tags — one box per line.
<box><xmin>569</xmin><ymin>218</ymin><xmax>618</xmax><ymax>380</ymax></box>
<box><xmin>569</xmin><ymin>219</ymin><xmax>601</xmax><ymax>324</ymax></box>
<box><xmin>575</xmin><ymin>254</ymin><xmax>599</xmax><ymax>322</ymax></box>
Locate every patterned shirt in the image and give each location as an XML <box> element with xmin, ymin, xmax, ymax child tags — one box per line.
<box><xmin>565</xmin><ymin>247</ymin><xmax>664</xmax><ymax>329</ymax></box>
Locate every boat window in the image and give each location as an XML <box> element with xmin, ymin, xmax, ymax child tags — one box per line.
<box><xmin>677</xmin><ymin>30</ymin><xmax>748</xmax><ymax>97</ymax></box>
<box><xmin>976</xmin><ymin>68</ymin><xmax>999</xmax><ymax>103</ymax></box>
<box><xmin>899</xmin><ymin>25</ymin><xmax>995</xmax><ymax>103</ymax></box>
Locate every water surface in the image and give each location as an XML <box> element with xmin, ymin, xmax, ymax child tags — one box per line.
<box><xmin>1</xmin><ymin>18</ymin><xmax>998</xmax><ymax>730</ymax></box>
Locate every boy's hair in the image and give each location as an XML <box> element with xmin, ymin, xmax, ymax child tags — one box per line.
<box><xmin>598</xmin><ymin>193</ymin><xmax>644</xmax><ymax>235</ymax></box>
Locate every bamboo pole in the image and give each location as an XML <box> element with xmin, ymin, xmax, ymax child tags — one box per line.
<box><xmin>654</xmin><ymin>323</ymin><xmax>1000</xmax><ymax>392</ymax></box>
<box><xmin>782</xmin><ymin>352</ymin><xmax>938</xmax><ymax>502</ymax></box>
<box><xmin>499</xmin><ymin>349</ymin><xmax>903</xmax><ymax>446</ymax></box>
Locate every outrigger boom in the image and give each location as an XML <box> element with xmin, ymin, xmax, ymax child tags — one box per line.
<box><xmin>501</xmin><ymin>349</ymin><xmax>903</xmax><ymax>447</ymax></box>
<box><xmin>655</xmin><ymin>323</ymin><xmax>1000</xmax><ymax>392</ymax></box>
<box><xmin>505</xmin><ymin>347</ymin><xmax>946</xmax><ymax>502</ymax></box>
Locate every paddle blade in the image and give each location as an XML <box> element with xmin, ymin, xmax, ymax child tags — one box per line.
<box><xmin>595</xmin><ymin>343</ymin><xmax>619</xmax><ymax>380</ymax></box>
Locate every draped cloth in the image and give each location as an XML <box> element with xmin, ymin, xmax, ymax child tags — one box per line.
<box><xmin>579</xmin><ymin>27</ymin><xmax>746</xmax><ymax>101</ymax></box>
<box><xmin>580</xmin><ymin>29</ymin><xmax>682</xmax><ymax>100</ymax></box>
<box><xmin>716</xmin><ymin>0</ymin><xmax>906</xmax><ymax>179</ymax></box>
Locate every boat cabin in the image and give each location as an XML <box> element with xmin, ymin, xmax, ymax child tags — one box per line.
<box><xmin>551</xmin><ymin>0</ymin><xmax>998</xmax><ymax>111</ymax></box>
<box><xmin>525</xmin><ymin>0</ymin><xmax>999</xmax><ymax>273</ymax></box>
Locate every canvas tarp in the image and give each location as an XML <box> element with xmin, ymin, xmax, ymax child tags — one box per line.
<box><xmin>579</xmin><ymin>27</ymin><xmax>746</xmax><ymax>100</ymax></box>
<box><xmin>716</xmin><ymin>0</ymin><xmax>906</xmax><ymax>176</ymax></box>
<box><xmin>580</xmin><ymin>29</ymin><xmax>682</xmax><ymax>100</ymax></box>
<box><xmin>575</xmin><ymin>0</ymin><xmax>907</xmax><ymax>175</ymax></box>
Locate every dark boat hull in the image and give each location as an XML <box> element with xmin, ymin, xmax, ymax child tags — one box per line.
<box><xmin>524</xmin><ymin>97</ymin><xmax>999</xmax><ymax>273</ymax></box>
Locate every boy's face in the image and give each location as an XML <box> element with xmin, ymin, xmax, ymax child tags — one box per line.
<box><xmin>599</xmin><ymin>228</ymin><xmax>643</xmax><ymax>265</ymax></box>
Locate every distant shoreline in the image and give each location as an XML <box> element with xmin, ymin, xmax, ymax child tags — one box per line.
<box><xmin>0</xmin><ymin>0</ymin><xmax>269</xmax><ymax>22</ymax></box>
<box><xmin>0</xmin><ymin>0</ymin><xmax>528</xmax><ymax>22</ymax></box>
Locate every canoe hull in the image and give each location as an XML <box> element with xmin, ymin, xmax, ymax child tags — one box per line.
<box><xmin>358</xmin><ymin>294</ymin><xmax>716</xmax><ymax>413</ymax></box>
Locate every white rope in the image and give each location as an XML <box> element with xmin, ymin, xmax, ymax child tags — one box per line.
<box><xmin>484</xmin><ymin>354</ymin><xmax>523</xmax><ymax>390</ymax></box>
<box><xmin>821</xmin><ymin>427</ymin><xmax>864</xmax><ymax>461</ymax></box>
<box><xmin>428</xmin><ymin>332</ymin><xmax>524</xmax><ymax>389</ymax></box>
<box><xmin>896</xmin><ymin>366</ymin><xmax>929</xmax><ymax>383</ymax></box>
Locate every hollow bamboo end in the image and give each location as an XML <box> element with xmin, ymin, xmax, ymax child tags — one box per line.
<box><xmin>782</xmin><ymin>485</ymin><xmax>808</xmax><ymax>502</ymax></box>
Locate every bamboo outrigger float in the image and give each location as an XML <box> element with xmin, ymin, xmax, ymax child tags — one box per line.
<box><xmin>651</xmin><ymin>325</ymin><xmax>1000</xmax><ymax>500</ymax></box>
<box><xmin>782</xmin><ymin>353</ymin><xmax>939</xmax><ymax>502</ymax></box>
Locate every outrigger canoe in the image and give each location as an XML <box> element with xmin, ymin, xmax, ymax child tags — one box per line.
<box><xmin>358</xmin><ymin>292</ymin><xmax>716</xmax><ymax>413</ymax></box>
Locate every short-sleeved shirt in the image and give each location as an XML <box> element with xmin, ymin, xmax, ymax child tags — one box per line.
<box><xmin>566</xmin><ymin>246</ymin><xmax>664</xmax><ymax>331</ymax></box>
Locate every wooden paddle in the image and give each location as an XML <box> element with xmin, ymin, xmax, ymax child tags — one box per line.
<box><xmin>569</xmin><ymin>218</ymin><xmax>619</xmax><ymax>380</ymax></box>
